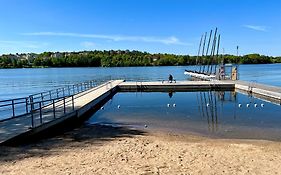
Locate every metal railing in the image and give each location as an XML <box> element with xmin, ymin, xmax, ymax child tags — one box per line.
<box><xmin>0</xmin><ymin>79</ymin><xmax>111</xmax><ymax>122</ymax></box>
<box><xmin>29</xmin><ymin>95</ymin><xmax>75</xmax><ymax>128</ymax></box>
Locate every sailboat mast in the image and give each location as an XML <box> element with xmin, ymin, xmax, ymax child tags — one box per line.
<box><xmin>209</xmin><ymin>28</ymin><xmax>218</xmax><ymax>74</ymax></box>
<box><xmin>214</xmin><ymin>34</ymin><xmax>220</xmax><ymax>74</ymax></box>
<box><xmin>196</xmin><ymin>35</ymin><xmax>203</xmax><ymax>72</ymax></box>
<box><xmin>199</xmin><ymin>32</ymin><xmax>207</xmax><ymax>73</ymax></box>
<box><xmin>199</xmin><ymin>32</ymin><xmax>207</xmax><ymax>72</ymax></box>
<box><xmin>203</xmin><ymin>30</ymin><xmax>213</xmax><ymax>73</ymax></box>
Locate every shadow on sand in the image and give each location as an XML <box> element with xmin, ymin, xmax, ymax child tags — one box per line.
<box><xmin>0</xmin><ymin>123</ymin><xmax>146</xmax><ymax>162</ymax></box>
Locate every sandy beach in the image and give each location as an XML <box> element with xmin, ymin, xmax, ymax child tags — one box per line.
<box><xmin>1</xmin><ymin>124</ymin><xmax>281</xmax><ymax>175</ymax></box>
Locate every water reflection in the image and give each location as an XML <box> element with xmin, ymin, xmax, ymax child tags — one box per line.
<box><xmin>195</xmin><ymin>91</ymin><xmax>237</xmax><ymax>132</ymax></box>
<box><xmin>89</xmin><ymin>91</ymin><xmax>281</xmax><ymax>140</ymax></box>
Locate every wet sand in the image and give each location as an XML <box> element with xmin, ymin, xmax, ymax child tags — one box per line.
<box><xmin>1</xmin><ymin>124</ymin><xmax>281</xmax><ymax>175</ymax></box>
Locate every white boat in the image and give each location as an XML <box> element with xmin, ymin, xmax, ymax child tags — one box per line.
<box><xmin>184</xmin><ymin>70</ymin><xmax>216</xmax><ymax>80</ymax></box>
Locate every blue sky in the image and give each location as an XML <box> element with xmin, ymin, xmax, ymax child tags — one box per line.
<box><xmin>0</xmin><ymin>0</ymin><xmax>280</xmax><ymax>56</ymax></box>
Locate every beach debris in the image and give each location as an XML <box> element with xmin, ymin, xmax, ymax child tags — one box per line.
<box><xmin>144</xmin><ymin>124</ymin><xmax>148</xmax><ymax>128</ymax></box>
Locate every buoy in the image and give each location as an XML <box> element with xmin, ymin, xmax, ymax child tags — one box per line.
<box><xmin>173</xmin><ymin>104</ymin><xmax>176</xmax><ymax>107</ymax></box>
<box><xmin>206</xmin><ymin>103</ymin><xmax>210</xmax><ymax>107</ymax></box>
<box><xmin>246</xmin><ymin>104</ymin><xmax>250</xmax><ymax>107</ymax></box>
<box><xmin>238</xmin><ymin>104</ymin><xmax>242</xmax><ymax>108</ymax></box>
<box><xmin>167</xmin><ymin>104</ymin><xmax>170</xmax><ymax>107</ymax></box>
<box><xmin>261</xmin><ymin>103</ymin><xmax>264</xmax><ymax>107</ymax></box>
<box><xmin>254</xmin><ymin>103</ymin><xmax>258</xmax><ymax>107</ymax></box>
<box><xmin>101</xmin><ymin>106</ymin><xmax>104</xmax><ymax>110</ymax></box>
<box><xmin>117</xmin><ymin>105</ymin><xmax>121</xmax><ymax>109</ymax></box>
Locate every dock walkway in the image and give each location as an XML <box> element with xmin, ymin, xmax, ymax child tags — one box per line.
<box><xmin>0</xmin><ymin>80</ymin><xmax>123</xmax><ymax>145</ymax></box>
<box><xmin>234</xmin><ymin>80</ymin><xmax>281</xmax><ymax>104</ymax></box>
<box><xmin>1</xmin><ymin>79</ymin><xmax>280</xmax><ymax>145</ymax></box>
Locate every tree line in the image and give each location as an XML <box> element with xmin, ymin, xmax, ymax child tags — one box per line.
<box><xmin>0</xmin><ymin>50</ymin><xmax>280</xmax><ymax>68</ymax></box>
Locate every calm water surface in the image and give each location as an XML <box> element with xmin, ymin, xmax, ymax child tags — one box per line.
<box><xmin>0</xmin><ymin>64</ymin><xmax>280</xmax><ymax>100</ymax></box>
<box><xmin>87</xmin><ymin>91</ymin><xmax>281</xmax><ymax>141</ymax></box>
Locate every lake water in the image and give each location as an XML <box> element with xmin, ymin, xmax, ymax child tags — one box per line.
<box><xmin>87</xmin><ymin>91</ymin><xmax>281</xmax><ymax>141</ymax></box>
<box><xmin>0</xmin><ymin>64</ymin><xmax>280</xmax><ymax>100</ymax></box>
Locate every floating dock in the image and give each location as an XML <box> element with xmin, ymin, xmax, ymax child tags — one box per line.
<box><xmin>0</xmin><ymin>79</ymin><xmax>280</xmax><ymax>145</ymax></box>
<box><xmin>0</xmin><ymin>80</ymin><xmax>123</xmax><ymax>145</ymax></box>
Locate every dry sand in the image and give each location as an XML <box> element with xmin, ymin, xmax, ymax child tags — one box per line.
<box><xmin>1</xmin><ymin>124</ymin><xmax>281</xmax><ymax>175</ymax></box>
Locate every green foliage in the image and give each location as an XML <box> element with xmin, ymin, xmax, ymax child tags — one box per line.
<box><xmin>0</xmin><ymin>50</ymin><xmax>280</xmax><ymax>68</ymax></box>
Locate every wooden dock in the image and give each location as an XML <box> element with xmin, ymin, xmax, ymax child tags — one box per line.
<box><xmin>1</xmin><ymin>79</ymin><xmax>280</xmax><ymax>145</ymax></box>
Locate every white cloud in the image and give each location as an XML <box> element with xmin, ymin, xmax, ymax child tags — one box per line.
<box><xmin>0</xmin><ymin>40</ymin><xmax>48</xmax><ymax>49</ymax></box>
<box><xmin>22</xmin><ymin>32</ymin><xmax>191</xmax><ymax>46</ymax></box>
<box><xmin>243</xmin><ymin>25</ymin><xmax>268</xmax><ymax>32</ymax></box>
<box><xmin>80</xmin><ymin>41</ymin><xmax>96</xmax><ymax>48</ymax></box>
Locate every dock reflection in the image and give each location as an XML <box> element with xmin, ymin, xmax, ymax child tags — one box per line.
<box><xmin>196</xmin><ymin>91</ymin><xmax>237</xmax><ymax>132</ymax></box>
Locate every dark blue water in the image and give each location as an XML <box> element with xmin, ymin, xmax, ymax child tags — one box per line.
<box><xmin>87</xmin><ymin>91</ymin><xmax>281</xmax><ymax>140</ymax></box>
<box><xmin>0</xmin><ymin>64</ymin><xmax>280</xmax><ymax>100</ymax></box>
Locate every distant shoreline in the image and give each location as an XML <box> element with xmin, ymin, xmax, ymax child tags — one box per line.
<box><xmin>1</xmin><ymin>50</ymin><xmax>280</xmax><ymax>68</ymax></box>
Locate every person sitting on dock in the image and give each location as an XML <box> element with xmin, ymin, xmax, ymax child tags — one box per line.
<box><xmin>169</xmin><ymin>74</ymin><xmax>173</xmax><ymax>83</ymax></box>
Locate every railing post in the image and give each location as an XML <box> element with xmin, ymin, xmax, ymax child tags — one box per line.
<box><xmin>68</xmin><ymin>85</ymin><xmax>70</xmax><ymax>96</ymax></box>
<box><xmin>41</xmin><ymin>93</ymin><xmax>44</xmax><ymax>106</ymax></box>
<box><xmin>53</xmin><ymin>99</ymin><xmax>56</xmax><ymax>119</ymax></box>
<box><xmin>39</xmin><ymin>102</ymin><xmax>42</xmax><ymax>124</ymax></box>
<box><xmin>12</xmin><ymin>100</ymin><xmax>15</xmax><ymax>117</ymax></box>
<box><xmin>62</xmin><ymin>88</ymin><xmax>65</xmax><ymax>97</ymax></box>
<box><xmin>72</xmin><ymin>95</ymin><xmax>74</xmax><ymax>111</ymax></box>
<box><xmin>56</xmin><ymin>89</ymin><xmax>59</xmax><ymax>98</ymax></box>
<box><xmin>63</xmin><ymin>97</ymin><xmax>66</xmax><ymax>114</ymax></box>
<box><xmin>49</xmin><ymin>91</ymin><xmax>52</xmax><ymax>100</ymax></box>
<box><xmin>30</xmin><ymin>97</ymin><xmax>34</xmax><ymax>128</ymax></box>
<box><xmin>25</xmin><ymin>98</ymin><xmax>28</xmax><ymax>113</ymax></box>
